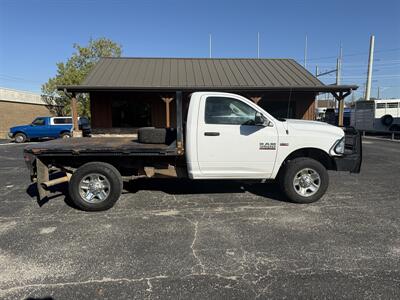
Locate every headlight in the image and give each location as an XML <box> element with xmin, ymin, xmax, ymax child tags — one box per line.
<box><xmin>334</xmin><ymin>137</ymin><xmax>345</xmax><ymax>154</ymax></box>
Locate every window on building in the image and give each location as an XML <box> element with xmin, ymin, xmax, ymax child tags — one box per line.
<box><xmin>205</xmin><ymin>97</ymin><xmax>258</xmax><ymax>125</ymax></box>
<box><xmin>111</xmin><ymin>99</ymin><xmax>152</xmax><ymax>128</ymax></box>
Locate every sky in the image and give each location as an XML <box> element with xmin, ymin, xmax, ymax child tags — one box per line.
<box><xmin>1</xmin><ymin>0</ymin><xmax>399</xmax><ymax>99</ymax></box>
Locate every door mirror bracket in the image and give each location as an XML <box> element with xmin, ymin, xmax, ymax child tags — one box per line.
<box><xmin>255</xmin><ymin>112</ymin><xmax>273</xmax><ymax>127</ymax></box>
<box><xmin>254</xmin><ymin>112</ymin><xmax>265</xmax><ymax>126</ymax></box>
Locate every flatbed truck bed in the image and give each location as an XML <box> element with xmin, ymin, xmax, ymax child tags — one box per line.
<box><xmin>24</xmin><ymin>137</ymin><xmax>177</xmax><ymax>156</ymax></box>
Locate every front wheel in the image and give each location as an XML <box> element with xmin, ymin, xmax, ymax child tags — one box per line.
<box><xmin>14</xmin><ymin>132</ymin><xmax>27</xmax><ymax>143</ymax></box>
<box><xmin>69</xmin><ymin>162</ymin><xmax>123</xmax><ymax>211</ymax></box>
<box><xmin>279</xmin><ymin>158</ymin><xmax>329</xmax><ymax>204</ymax></box>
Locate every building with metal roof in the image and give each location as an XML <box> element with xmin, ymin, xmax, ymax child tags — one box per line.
<box><xmin>59</xmin><ymin>57</ymin><xmax>357</xmax><ymax>133</ymax></box>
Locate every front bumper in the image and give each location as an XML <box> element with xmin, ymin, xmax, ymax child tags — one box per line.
<box><xmin>334</xmin><ymin>127</ymin><xmax>362</xmax><ymax>173</ymax></box>
<box><xmin>8</xmin><ymin>132</ymin><xmax>13</xmax><ymax>138</ymax></box>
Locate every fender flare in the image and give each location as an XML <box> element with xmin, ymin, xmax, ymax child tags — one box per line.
<box><xmin>273</xmin><ymin>147</ymin><xmax>335</xmax><ymax>178</ymax></box>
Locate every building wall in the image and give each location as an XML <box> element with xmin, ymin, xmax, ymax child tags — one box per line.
<box><xmin>0</xmin><ymin>101</ymin><xmax>51</xmax><ymax>138</ymax></box>
<box><xmin>90</xmin><ymin>92</ymin><xmax>179</xmax><ymax>132</ymax></box>
<box><xmin>90</xmin><ymin>91</ymin><xmax>316</xmax><ymax>132</ymax></box>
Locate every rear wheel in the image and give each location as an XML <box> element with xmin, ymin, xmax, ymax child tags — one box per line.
<box><xmin>14</xmin><ymin>133</ymin><xmax>27</xmax><ymax>143</ymax></box>
<box><xmin>60</xmin><ymin>132</ymin><xmax>72</xmax><ymax>139</ymax></box>
<box><xmin>69</xmin><ymin>162</ymin><xmax>123</xmax><ymax>211</ymax></box>
<box><xmin>279</xmin><ymin>158</ymin><xmax>329</xmax><ymax>204</ymax></box>
<box><xmin>381</xmin><ymin>114</ymin><xmax>394</xmax><ymax>126</ymax></box>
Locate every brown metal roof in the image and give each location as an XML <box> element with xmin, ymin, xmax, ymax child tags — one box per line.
<box><xmin>59</xmin><ymin>57</ymin><xmax>357</xmax><ymax>92</ymax></box>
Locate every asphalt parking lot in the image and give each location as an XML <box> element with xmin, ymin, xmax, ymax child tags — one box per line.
<box><xmin>0</xmin><ymin>138</ymin><xmax>399</xmax><ymax>299</ymax></box>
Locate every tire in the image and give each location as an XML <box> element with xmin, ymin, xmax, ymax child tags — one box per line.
<box><xmin>60</xmin><ymin>132</ymin><xmax>72</xmax><ymax>139</ymax></box>
<box><xmin>14</xmin><ymin>132</ymin><xmax>27</xmax><ymax>143</ymax></box>
<box><xmin>138</xmin><ymin>127</ymin><xmax>176</xmax><ymax>144</ymax></box>
<box><xmin>68</xmin><ymin>162</ymin><xmax>123</xmax><ymax>211</ymax></box>
<box><xmin>279</xmin><ymin>158</ymin><xmax>329</xmax><ymax>204</ymax></box>
<box><xmin>381</xmin><ymin>115</ymin><xmax>394</xmax><ymax>126</ymax></box>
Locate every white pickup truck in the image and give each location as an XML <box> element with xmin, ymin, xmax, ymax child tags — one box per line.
<box><xmin>24</xmin><ymin>91</ymin><xmax>362</xmax><ymax>211</ymax></box>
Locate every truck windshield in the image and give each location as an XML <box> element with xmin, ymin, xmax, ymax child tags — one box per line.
<box><xmin>32</xmin><ymin>118</ymin><xmax>45</xmax><ymax>126</ymax></box>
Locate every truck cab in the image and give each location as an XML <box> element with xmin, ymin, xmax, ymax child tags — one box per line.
<box><xmin>186</xmin><ymin>92</ymin><xmax>350</xmax><ymax>179</ymax></box>
<box><xmin>24</xmin><ymin>92</ymin><xmax>362</xmax><ymax>211</ymax></box>
<box><xmin>9</xmin><ymin>116</ymin><xmax>90</xmax><ymax>143</ymax></box>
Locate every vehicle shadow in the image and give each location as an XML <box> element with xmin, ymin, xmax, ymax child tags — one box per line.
<box><xmin>27</xmin><ymin>177</ymin><xmax>288</xmax><ymax>209</ymax></box>
<box><xmin>124</xmin><ymin>178</ymin><xmax>287</xmax><ymax>203</ymax></box>
<box><xmin>27</xmin><ymin>181</ymin><xmax>80</xmax><ymax>209</ymax></box>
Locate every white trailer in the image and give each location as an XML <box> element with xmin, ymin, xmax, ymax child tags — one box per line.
<box><xmin>351</xmin><ymin>99</ymin><xmax>400</xmax><ymax>132</ymax></box>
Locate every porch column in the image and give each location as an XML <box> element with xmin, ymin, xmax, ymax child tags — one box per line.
<box><xmin>71</xmin><ymin>93</ymin><xmax>82</xmax><ymax>137</ymax></box>
<box><xmin>250</xmin><ymin>96</ymin><xmax>262</xmax><ymax>105</ymax></box>
<box><xmin>331</xmin><ymin>91</ymin><xmax>351</xmax><ymax>127</ymax></box>
<box><xmin>338</xmin><ymin>96</ymin><xmax>345</xmax><ymax>127</ymax></box>
<box><xmin>161</xmin><ymin>96</ymin><xmax>174</xmax><ymax>128</ymax></box>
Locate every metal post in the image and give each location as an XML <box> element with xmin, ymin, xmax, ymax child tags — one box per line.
<box><xmin>209</xmin><ymin>34</ymin><xmax>212</xmax><ymax>58</ymax></box>
<box><xmin>336</xmin><ymin>58</ymin><xmax>341</xmax><ymax>85</ymax></box>
<box><xmin>257</xmin><ymin>32</ymin><xmax>260</xmax><ymax>59</ymax></box>
<box><xmin>304</xmin><ymin>34</ymin><xmax>308</xmax><ymax>69</ymax></box>
<box><xmin>365</xmin><ymin>35</ymin><xmax>375</xmax><ymax>100</ymax></box>
<box><xmin>175</xmin><ymin>91</ymin><xmax>184</xmax><ymax>154</ymax></box>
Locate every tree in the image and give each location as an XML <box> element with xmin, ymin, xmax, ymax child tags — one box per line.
<box><xmin>42</xmin><ymin>38</ymin><xmax>122</xmax><ymax>116</ymax></box>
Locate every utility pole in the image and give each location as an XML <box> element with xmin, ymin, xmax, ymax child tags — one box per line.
<box><xmin>257</xmin><ymin>32</ymin><xmax>260</xmax><ymax>58</ymax></box>
<box><xmin>365</xmin><ymin>35</ymin><xmax>375</xmax><ymax>100</ymax></box>
<box><xmin>315</xmin><ymin>65</ymin><xmax>319</xmax><ymax>77</ymax></box>
<box><xmin>336</xmin><ymin>43</ymin><xmax>342</xmax><ymax>85</ymax></box>
<box><xmin>209</xmin><ymin>34</ymin><xmax>212</xmax><ymax>58</ymax></box>
<box><xmin>304</xmin><ymin>34</ymin><xmax>308</xmax><ymax>69</ymax></box>
<box><xmin>336</xmin><ymin>44</ymin><xmax>344</xmax><ymax>126</ymax></box>
<box><xmin>377</xmin><ymin>86</ymin><xmax>380</xmax><ymax>99</ymax></box>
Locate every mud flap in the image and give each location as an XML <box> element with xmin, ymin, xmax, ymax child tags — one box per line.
<box><xmin>36</xmin><ymin>158</ymin><xmax>49</xmax><ymax>202</ymax></box>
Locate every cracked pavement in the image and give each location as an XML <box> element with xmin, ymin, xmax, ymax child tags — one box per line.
<box><xmin>0</xmin><ymin>138</ymin><xmax>399</xmax><ymax>299</ymax></box>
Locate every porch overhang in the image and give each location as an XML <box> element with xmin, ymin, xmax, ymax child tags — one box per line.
<box><xmin>57</xmin><ymin>84</ymin><xmax>358</xmax><ymax>94</ymax></box>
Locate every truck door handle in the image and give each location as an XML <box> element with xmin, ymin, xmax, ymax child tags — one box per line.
<box><xmin>204</xmin><ymin>132</ymin><xmax>220</xmax><ymax>136</ymax></box>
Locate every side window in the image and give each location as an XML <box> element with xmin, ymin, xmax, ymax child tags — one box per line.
<box><xmin>53</xmin><ymin>118</ymin><xmax>72</xmax><ymax>124</ymax></box>
<box><xmin>32</xmin><ymin>118</ymin><xmax>46</xmax><ymax>126</ymax></box>
<box><xmin>205</xmin><ymin>97</ymin><xmax>258</xmax><ymax>125</ymax></box>
<box><xmin>376</xmin><ymin>103</ymin><xmax>386</xmax><ymax>109</ymax></box>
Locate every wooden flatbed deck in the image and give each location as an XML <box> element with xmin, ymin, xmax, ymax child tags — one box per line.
<box><xmin>24</xmin><ymin>137</ymin><xmax>177</xmax><ymax>156</ymax></box>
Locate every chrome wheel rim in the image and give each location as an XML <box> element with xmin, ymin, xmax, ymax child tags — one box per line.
<box><xmin>62</xmin><ymin>134</ymin><xmax>71</xmax><ymax>139</ymax></box>
<box><xmin>293</xmin><ymin>168</ymin><xmax>321</xmax><ymax>197</ymax></box>
<box><xmin>15</xmin><ymin>135</ymin><xmax>24</xmax><ymax>143</ymax></box>
<box><xmin>79</xmin><ymin>173</ymin><xmax>110</xmax><ymax>203</ymax></box>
